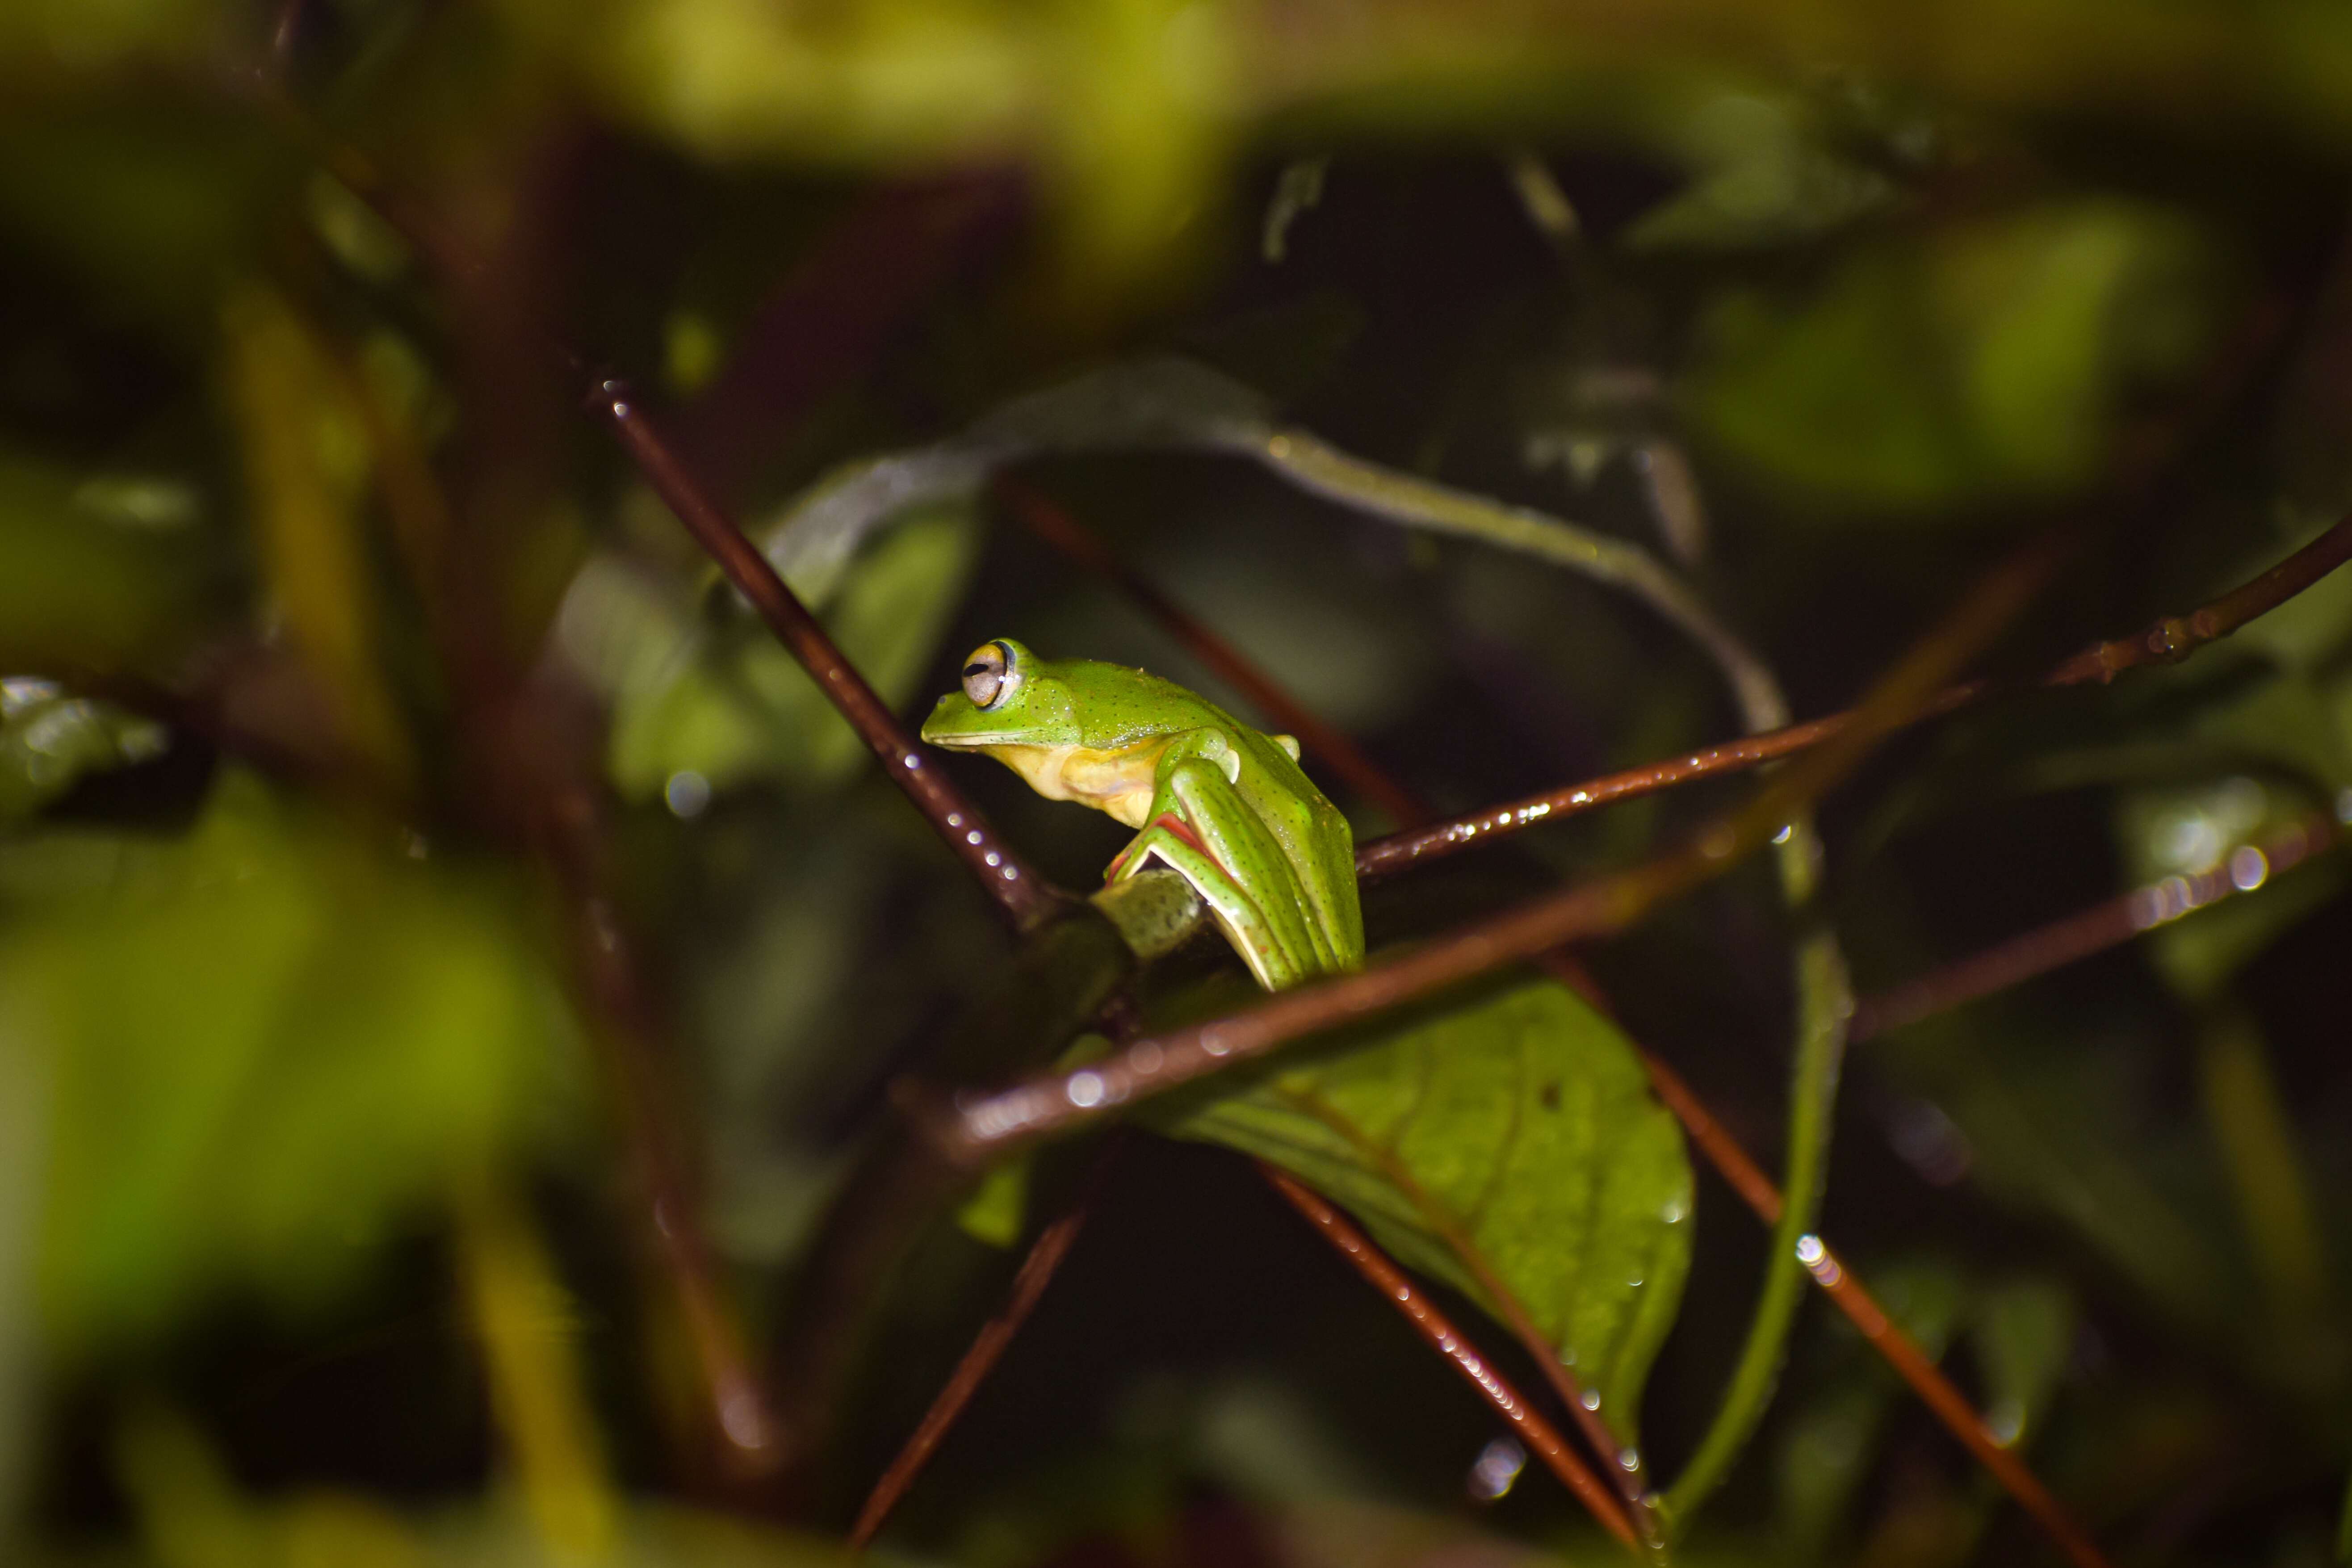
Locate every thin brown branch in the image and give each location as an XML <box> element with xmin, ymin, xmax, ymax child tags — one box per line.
<box><xmin>1635</xmin><ymin>1052</ymin><xmax>2113</xmax><ymax>1568</ymax></box>
<box><xmin>848</xmin><ymin>1149</ymin><xmax>1114</xmax><ymax>1551</ymax></box>
<box><xmin>941</xmin><ymin>530</ymin><xmax>2062</xmax><ymax>1158</ymax></box>
<box><xmin>588</xmin><ymin>382</ymin><xmax>1061</xmax><ymax>931</ymax></box>
<box><xmin>1851</xmin><ymin>809</ymin><xmax>2346</xmax><ymax>1041</ymax></box>
<box><xmin>1359</xmin><ymin>510</ymin><xmax>2352</xmax><ymax>882</ymax></box>
<box><xmin>1257</xmin><ymin>1164</ymin><xmax>1642</xmax><ymax>1551</ymax></box>
<box><xmin>994</xmin><ymin>472</ymin><xmax>1432</xmax><ymax>830</ymax></box>
<box><xmin>1354</xmin><ymin>697</ymin><xmax>1966</xmax><ymax>882</ymax></box>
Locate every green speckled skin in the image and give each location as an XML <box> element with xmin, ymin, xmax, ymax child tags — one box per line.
<box><xmin>921</xmin><ymin>637</ymin><xmax>1363</xmax><ymax>989</ymax></box>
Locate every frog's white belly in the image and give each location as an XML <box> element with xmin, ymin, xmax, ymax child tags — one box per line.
<box><xmin>983</xmin><ymin>742</ymin><xmax>1164</xmax><ymax>829</ymax></box>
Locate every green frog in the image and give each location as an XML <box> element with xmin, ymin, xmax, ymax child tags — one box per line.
<box><xmin>920</xmin><ymin>638</ymin><xmax>1363</xmax><ymax>990</ymax></box>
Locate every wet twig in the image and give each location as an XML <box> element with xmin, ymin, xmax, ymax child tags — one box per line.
<box><xmin>1635</xmin><ymin>1052</ymin><xmax>2113</xmax><ymax>1568</ymax></box>
<box><xmin>848</xmin><ymin>1148</ymin><xmax>1117</xmax><ymax>1551</ymax></box>
<box><xmin>1258</xmin><ymin>1165</ymin><xmax>1643</xmax><ymax>1551</ymax></box>
<box><xmin>1358</xmin><ymin>510</ymin><xmax>2352</xmax><ymax>881</ymax></box>
<box><xmin>1850</xmin><ymin>808</ymin><xmax>2347</xmax><ymax>1042</ymax></box>
<box><xmin>589</xmin><ymin>382</ymin><xmax>1062</xmax><ymax>931</ymax></box>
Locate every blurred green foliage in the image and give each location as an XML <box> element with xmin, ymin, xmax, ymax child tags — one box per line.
<box><xmin>2</xmin><ymin>0</ymin><xmax>2352</xmax><ymax>1565</ymax></box>
<box><xmin>1693</xmin><ymin>203</ymin><xmax>2222</xmax><ymax>509</ymax></box>
<box><xmin>6</xmin><ymin>772</ymin><xmax>563</xmax><ymax>1350</ymax></box>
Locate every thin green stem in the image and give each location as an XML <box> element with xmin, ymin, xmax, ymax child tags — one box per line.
<box><xmin>1656</xmin><ymin>927</ymin><xmax>1849</xmax><ymax>1528</ymax></box>
<box><xmin>1251</xmin><ymin>428</ymin><xmax>1787</xmax><ymax>734</ymax></box>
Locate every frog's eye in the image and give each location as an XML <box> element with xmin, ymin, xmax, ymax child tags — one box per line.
<box><xmin>961</xmin><ymin>641</ymin><xmax>1013</xmax><ymax>708</ymax></box>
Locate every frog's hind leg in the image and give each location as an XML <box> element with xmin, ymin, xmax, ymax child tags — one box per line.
<box><xmin>1107</xmin><ymin>758</ymin><xmax>1327</xmax><ymax>990</ymax></box>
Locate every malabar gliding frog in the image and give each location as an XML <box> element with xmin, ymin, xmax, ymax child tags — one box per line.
<box><xmin>920</xmin><ymin>638</ymin><xmax>1363</xmax><ymax>991</ymax></box>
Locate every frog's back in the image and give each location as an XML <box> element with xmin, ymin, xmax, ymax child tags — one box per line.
<box><xmin>1061</xmin><ymin>661</ymin><xmax>1236</xmax><ymax>752</ymax></box>
<box><xmin>1231</xmin><ymin>728</ymin><xmax>1364</xmax><ymax>966</ymax></box>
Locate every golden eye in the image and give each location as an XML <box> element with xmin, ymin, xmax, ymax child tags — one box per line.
<box><xmin>961</xmin><ymin>642</ymin><xmax>1010</xmax><ymax>708</ymax></box>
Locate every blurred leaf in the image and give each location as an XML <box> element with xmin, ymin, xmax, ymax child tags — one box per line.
<box><xmin>1623</xmin><ymin>88</ymin><xmax>1899</xmax><ymax>252</ymax></box>
<box><xmin>0</xmin><ymin>101</ymin><xmax>277</xmax><ymax>327</ymax></box>
<box><xmin>1690</xmin><ymin>202</ymin><xmax>2221</xmax><ymax>511</ymax></box>
<box><xmin>0</xmin><ymin>447</ymin><xmax>205</xmax><ymax>668</ymax></box>
<box><xmin>2117</xmin><ymin>771</ymin><xmax>2347</xmax><ymax>1001</ymax></box>
<box><xmin>570</xmin><ymin>496</ymin><xmax>978</xmax><ymax>802</ymax></box>
<box><xmin>2197</xmin><ymin>1010</ymin><xmax>2328</xmax><ymax>1320</ymax></box>
<box><xmin>1153</xmin><ymin>974</ymin><xmax>1692</xmax><ymax>1446</ymax></box>
<box><xmin>1</xmin><ymin>771</ymin><xmax>566</xmax><ymax>1349</ymax></box>
<box><xmin>0</xmin><ymin>3</ymin><xmax>218</xmax><ymax>68</ymax></box>
<box><xmin>1776</xmin><ymin>1375</ymin><xmax>1889</xmax><ymax>1560</ymax></box>
<box><xmin>954</xmin><ymin>1153</ymin><xmax>1031</xmax><ymax>1250</ymax></box>
<box><xmin>507</xmin><ymin>0</ymin><xmax>1227</xmax><ymax>295</ymax></box>
<box><xmin>1876</xmin><ymin>1014</ymin><xmax>2241</xmax><ymax>1331</ymax></box>
<box><xmin>1970</xmin><ymin>1275</ymin><xmax>2075</xmax><ymax>1447</ymax></box>
<box><xmin>452</xmin><ymin>1183</ymin><xmax>614</xmax><ymax>1562</ymax></box>
<box><xmin>0</xmin><ymin>679</ymin><xmax>167</xmax><ymax>820</ymax></box>
<box><xmin>115</xmin><ymin>1399</ymin><xmax>847</xmax><ymax>1568</ymax></box>
<box><xmin>222</xmin><ymin>286</ymin><xmax>409</xmax><ymax>781</ymax></box>
<box><xmin>0</xmin><ymin>971</ymin><xmax>38</xmax><ymax>1539</ymax></box>
<box><xmin>1774</xmin><ymin>1256</ymin><xmax>1967</xmax><ymax>1557</ymax></box>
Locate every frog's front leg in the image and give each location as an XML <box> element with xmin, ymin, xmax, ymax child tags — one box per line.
<box><xmin>1106</xmin><ymin>756</ymin><xmax>1331</xmax><ymax>991</ymax></box>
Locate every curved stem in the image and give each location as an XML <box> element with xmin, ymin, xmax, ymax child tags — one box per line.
<box><xmin>1655</xmin><ymin>928</ymin><xmax>1847</xmax><ymax>1526</ymax></box>
<box><xmin>1249</xmin><ymin>428</ymin><xmax>1788</xmax><ymax>734</ymax></box>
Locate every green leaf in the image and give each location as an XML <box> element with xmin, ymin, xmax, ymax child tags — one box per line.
<box><xmin>1151</xmin><ymin>973</ymin><xmax>1692</xmax><ymax>1445</ymax></box>
<box><xmin>3</xmin><ymin>772</ymin><xmax>566</xmax><ymax>1348</ymax></box>
<box><xmin>955</xmin><ymin>1153</ymin><xmax>1033</xmax><ymax>1250</ymax></box>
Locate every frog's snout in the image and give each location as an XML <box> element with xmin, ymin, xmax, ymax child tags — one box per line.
<box><xmin>917</xmin><ymin>692</ymin><xmax>961</xmax><ymax>744</ymax></box>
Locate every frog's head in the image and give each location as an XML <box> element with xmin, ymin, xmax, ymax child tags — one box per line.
<box><xmin>920</xmin><ymin>637</ymin><xmax>1082</xmax><ymax>750</ymax></box>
